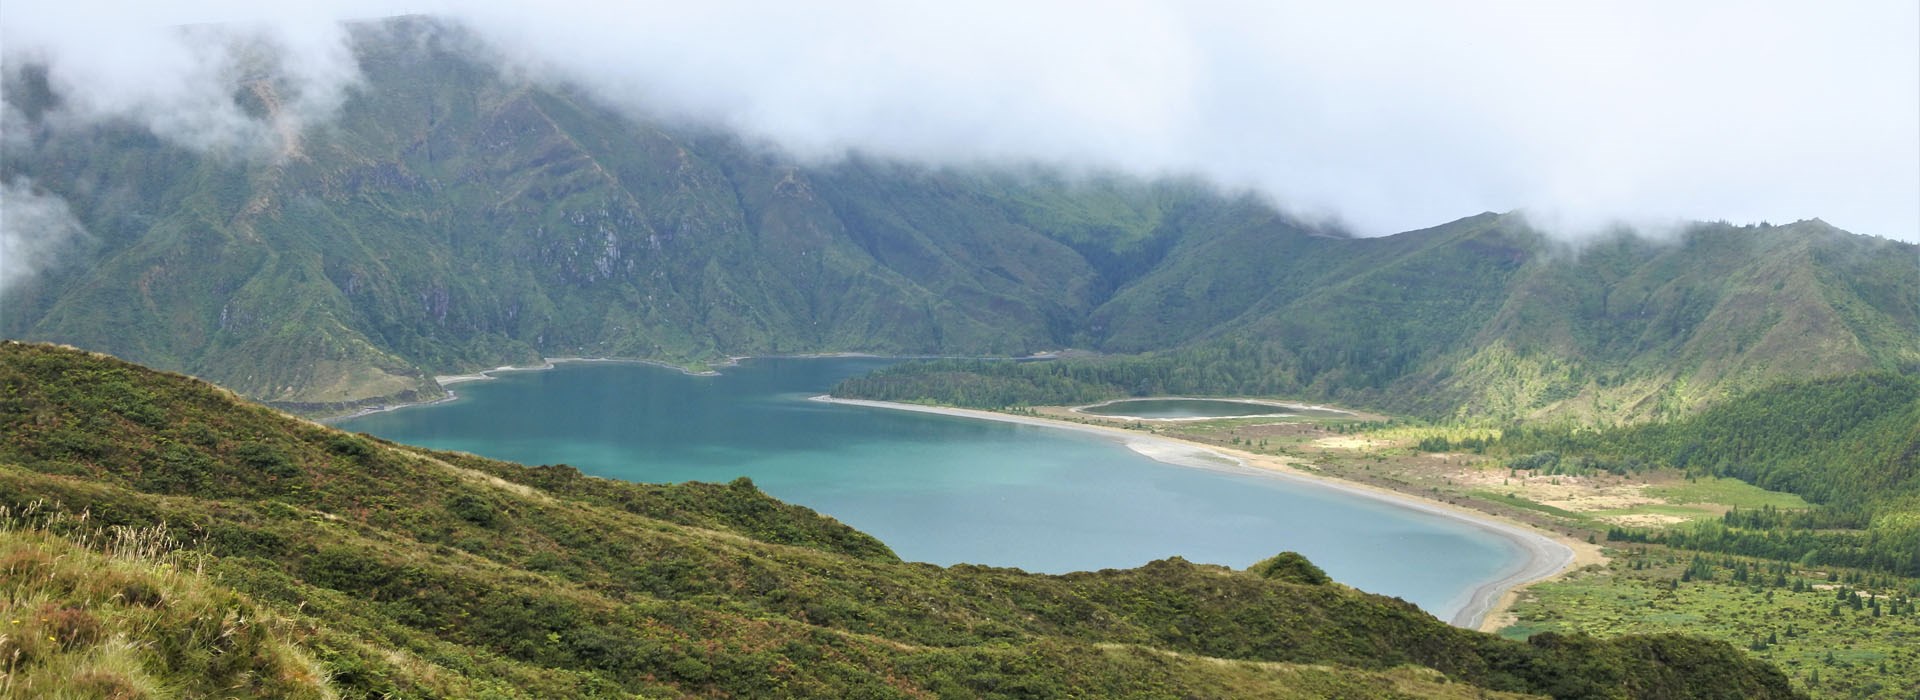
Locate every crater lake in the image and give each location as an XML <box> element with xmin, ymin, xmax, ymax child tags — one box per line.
<box><xmin>338</xmin><ymin>357</ymin><xmax>1530</xmax><ymax>622</ymax></box>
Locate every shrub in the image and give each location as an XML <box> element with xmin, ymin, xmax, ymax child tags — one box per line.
<box><xmin>1247</xmin><ymin>552</ymin><xmax>1332</xmax><ymax>585</ymax></box>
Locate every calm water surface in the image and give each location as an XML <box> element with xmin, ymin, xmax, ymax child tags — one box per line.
<box><xmin>340</xmin><ymin>358</ymin><xmax>1521</xmax><ymax>618</ymax></box>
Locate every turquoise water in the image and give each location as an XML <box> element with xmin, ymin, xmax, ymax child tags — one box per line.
<box><xmin>339</xmin><ymin>358</ymin><xmax>1520</xmax><ymax>618</ymax></box>
<box><xmin>1079</xmin><ymin>398</ymin><xmax>1343</xmax><ymax>419</ymax></box>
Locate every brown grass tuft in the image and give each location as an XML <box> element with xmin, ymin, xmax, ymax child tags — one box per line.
<box><xmin>72</xmin><ymin>669</ymin><xmax>148</xmax><ymax>700</ymax></box>
<box><xmin>40</xmin><ymin>604</ymin><xmax>103</xmax><ymax>650</ymax></box>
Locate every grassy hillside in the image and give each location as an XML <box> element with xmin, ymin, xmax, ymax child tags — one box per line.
<box><xmin>6</xmin><ymin>17</ymin><xmax>1914</xmax><ymax>424</ymax></box>
<box><xmin>0</xmin><ymin>341</ymin><xmax>1805</xmax><ymax>697</ymax></box>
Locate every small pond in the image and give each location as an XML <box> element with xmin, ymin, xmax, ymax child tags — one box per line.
<box><xmin>1076</xmin><ymin>398</ymin><xmax>1349</xmax><ymax>420</ymax></box>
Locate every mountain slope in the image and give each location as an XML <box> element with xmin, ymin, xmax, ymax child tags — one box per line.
<box><xmin>1</xmin><ymin>17</ymin><xmax>1293</xmax><ymax>411</ymax></box>
<box><xmin>3</xmin><ymin>16</ymin><xmax>1914</xmax><ymax>422</ymax></box>
<box><xmin>839</xmin><ymin>216</ymin><xmax>1919</xmax><ymax>422</ymax></box>
<box><xmin>0</xmin><ymin>341</ymin><xmax>1804</xmax><ymax>698</ymax></box>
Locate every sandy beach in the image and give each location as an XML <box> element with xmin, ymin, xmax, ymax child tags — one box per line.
<box><xmin>434</xmin><ymin>361</ymin><xmax>559</xmax><ymax>386</ymax></box>
<box><xmin>337</xmin><ymin>356</ymin><xmax>733</xmax><ymax>422</ymax></box>
<box><xmin>812</xmin><ymin>395</ymin><xmax>1600</xmax><ymax>630</ymax></box>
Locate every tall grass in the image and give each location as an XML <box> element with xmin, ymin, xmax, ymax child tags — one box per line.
<box><xmin>0</xmin><ymin>500</ymin><xmax>334</xmax><ymax>699</ymax></box>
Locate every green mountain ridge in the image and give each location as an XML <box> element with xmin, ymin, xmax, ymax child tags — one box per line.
<box><xmin>3</xmin><ymin>16</ymin><xmax>1915</xmax><ymax>423</ymax></box>
<box><xmin>836</xmin><ymin>217</ymin><xmax>1918</xmax><ymax>422</ymax></box>
<box><xmin>0</xmin><ymin>341</ymin><xmax>1802</xmax><ymax>697</ymax></box>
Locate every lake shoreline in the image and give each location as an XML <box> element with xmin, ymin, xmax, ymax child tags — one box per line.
<box><xmin>811</xmin><ymin>395</ymin><xmax>1600</xmax><ymax>630</ymax></box>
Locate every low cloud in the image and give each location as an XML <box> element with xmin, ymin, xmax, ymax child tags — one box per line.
<box><xmin>3</xmin><ymin>1</ymin><xmax>1916</xmax><ymax>241</ymax></box>
<box><xmin>0</xmin><ymin>178</ymin><xmax>90</xmax><ymax>295</ymax></box>
<box><xmin>1</xmin><ymin>3</ymin><xmax>363</xmax><ymax>156</ymax></box>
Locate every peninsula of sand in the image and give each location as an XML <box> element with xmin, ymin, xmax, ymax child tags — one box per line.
<box><xmin>812</xmin><ymin>395</ymin><xmax>1601</xmax><ymax>630</ymax></box>
<box><xmin>327</xmin><ymin>357</ymin><xmax>722</xmax><ymax>422</ymax></box>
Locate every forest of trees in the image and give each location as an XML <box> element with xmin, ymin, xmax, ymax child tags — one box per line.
<box><xmin>833</xmin><ymin>341</ymin><xmax>1307</xmax><ymax>409</ymax></box>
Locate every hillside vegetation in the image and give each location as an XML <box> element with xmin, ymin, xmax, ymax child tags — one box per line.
<box><xmin>1442</xmin><ymin>373</ymin><xmax>1920</xmax><ymax>698</ymax></box>
<box><xmin>0</xmin><ymin>341</ymin><xmax>1805</xmax><ymax>697</ymax></box>
<box><xmin>1488</xmin><ymin>373</ymin><xmax>1920</xmax><ymax>577</ymax></box>
<box><xmin>4</xmin><ymin>16</ymin><xmax>1915</xmax><ymax>423</ymax></box>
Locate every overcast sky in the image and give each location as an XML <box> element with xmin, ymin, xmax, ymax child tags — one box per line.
<box><xmin>4</xmin><ymin>1</ymin><xmax>1917</xmax><ymax>241</ymax></box>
